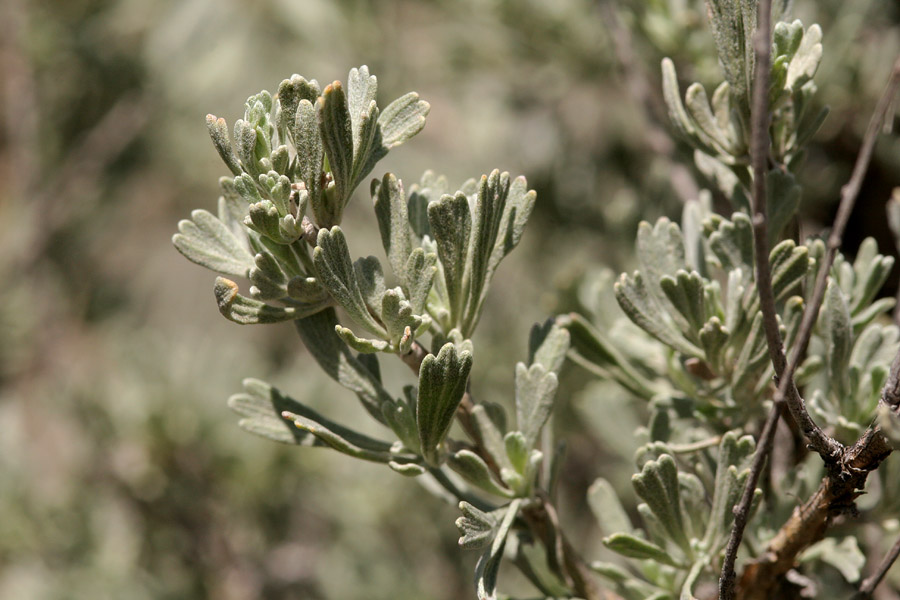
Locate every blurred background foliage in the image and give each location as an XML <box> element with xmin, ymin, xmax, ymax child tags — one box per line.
<box><xmin>1</xmin><ymin>0</ymin><xmax>899</xmax><ymax>598</ymax></box>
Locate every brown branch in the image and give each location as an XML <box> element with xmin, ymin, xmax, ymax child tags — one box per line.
<box><xmin>738</xmin><ymin>427</ymin><xmax>892</xmax><ymax>600</ymax></box>
<box><xmin>856</xmin><ymin>533</ymin><xmax>900</xmax><ymax>599</ymax></box>
<box><xmin>738</xmin><ymin>347</ymin><xmax>900</xmax><ymax>597</ymax></box>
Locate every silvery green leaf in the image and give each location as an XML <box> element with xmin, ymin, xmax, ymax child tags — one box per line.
<box><xmin>246</xmin><ymin>200</ymin><xmax>298</xmax><ymax>244</ymax></box>
<box><xmin>428</xmin><ymin>191</ymin><xmax>471</xmax><ymax>324</ymax></box>
<box><xmin>294</xmin><ymin>308</ymin><xmax>394</xmax><ymax>423</ymax></box>
<box><xmin>313</xmin><ymin>227</ymin><xmax>387</xmax><ymax>336</ymax></box>
<box><xmin>173</xmin><ymin>209</ymin><xmax>255</xmax><ymax>277</ymax></box>
<box><xmin>270</xmin><ymin>145</ymin><xmax>290</xmax><ymax>176</ymax></box>
<box><xmin>407</xmin><ymin>170</ymin><xmax>448</xmax><ymax>239</ymax></box>
<box><xmin>287</xmin><ymin>276</ymin><xmax>329</xmax><ymax>303</ymax></box>
<box><xmin>218</xmin><ymin>177</ymin><xmax>246</xmax><ymax>230</ymax></box>
<box><xmin>587</xmin><ymin>478</ymin><xmax>633</xmax><ymax>536</ymax></box>
<box><xmin>249</xmin><ymin>232</ymin><xmax>304</xmax><ymax>278</ymax></box>
<box><xmin>316</xmin><ymin>81</ymin><xmax>353</xmax><ymax>225</ymax></box>
<box><xmin>886</xmin><ymin>191</ymin><xmax>900</xmax><ymax>254</ymax></box>
<box><xmin>259</xmin><ymin>170</ymin><xmax>292</xmax><ymax>214</ymax></box>
<box><xmin>659</xmin><ymin>270</ymin><xmax>708</xmax><ymax>334</ymax></box>
<box><xmin>514</xmin><ymin>362</ymin><xmax>559</xmax><ymax>449</ymax></box>
<box><xmin>295</xmin><ymin>99</ymin><xmax>324</xmax><ymax>203</ymax></box>
<box><xmin>684</xmin><ymin>82</ymin><xmax>737</xmax><ymax>155</ymax></box>
<box><xmin>703</xmin><ymin>432</ymin><xmax>755</xmax><ymax>550</ymax></box>
<box><xmin>682</xmin><ymin>194</ymin><xmax>711</xmax><ymax>275</ymax></box>
<box><xmin>560</xmin><ymin>313</ymin><xmax>659</xmax><ymax>400</ymax></box>
<box><xmin>387</xmin><ymin>461</ymin><xmax>426</xmax><ymax>476</ymax></box>
<box><xmin>349</xmin><ymin>98</ymin><xmax>379</xmax><ymax>194</ymax></box>
<box><xmin>786</xmin><ymin>24</ymin><xmax>823</xmax><ymax>91</ymax></box>
<box><xmin>456</xmin><ymin>501</ymin><xmax>500</xmax><ymax>550</ymax></box>
<box><xmin>465</xmin><ymin>171</ymin><xmax>511</xmax><ymax>325</ymax></box>
<box><xmin>528</xmin><ymin>320</ymin><xmax>571</xmax><ymax>375</ymax></box>
<box><xmin>417</xmin><ymin>342</ymin><xmax>474</xmax><ymax>466</ymax></box>
<box><xmin>603</xmin><ymin>533</ymin><xmax>678</xmax><ymax>566</ymax></box>
<box><xmin>800</xmin><ymin>536</ymin><xmax>865</xmax><ymax>583</ymax></box>
<box><xmin>648</xmin><ymin>406</ymin><xmax>670</xmax><ymax>443</ymax></box>
<box><xmin>769</xmin><ymin>240</ymin><xmax>810</xmax><ymax>300</ymax></box>
<box><xmin>732</xmin><ymin>312</ymin><xmax>769</xmax><ymax>391</ymax></box>
<box><xmin>852</xmin><ymin>298</ymin><xmax>896</xmax><ymax>332</ymax></box>
<box><xmin>637</xmin><ymin>219</ymin><xmax>687</xmax><ymax>294</ymax></box>
<box><xmin>448</xmin><ymin>449</ymin><xmax>515</xmax><ymax>498</ymax></box>
<box><xmin>504</xmin><ymin>431</ymin><xmax>529</xmax><ymax>474</ymax></box>
<box><xmin>632</xmin><ymin>454</ymin><xmax>690</xmax><ymax>552</ymax></box>
<box><xmin>466</xmin><ymin>173</ymin><xmax>536</xmax><ymax>334</ymax></box>
<box><xmin>850</xmin><ymin>237</ymin><xmax>894</xmax><ymax>315</ymax></box>
<box><xmin>354</xmin><ymin>255</ymin><xmax>386</xmax><ymax>315</ymax></box>
<box><xmin>227</xmin><ymin>378</ymin><xmax>323</xmax><ymax>445</ymax></box>
<box><xmin>615</xmin><ymin>271</ymin><xmax>704</xmax><ymax>358</ymax></box>
<box><xmin>704</xmin><ymin>0</ymin><xmax>754</xmax><ymax>108</ymax></box>
<box><xmin>277</xmin><ymin>75</ymin><xmax>320</xmax><ymax>140</ymax></box>
<box><xmin>724</xmin><ymin>268</ymin><xmax>746</xmax><ymax>334</ymax></box>
<box><xmin>380</xmin><ymin>288</ymin><xmax>429</xmax><ymax>352</ymax></box>
<box><xmin>206</xmin><ymin>114</ymin><xmax>242</xmax><ymax>175</ymax></box>
<box><xmin>378</xmin><ymin>91</ymin><xmax>430</xmax><ymax>150</ymax></box>
<box><xmin>470</xmin><ymin>404</ymin><xmax>515</xmax><ymax>473</ymax></box>
<box><xmin>214</xmin><ymin>277</ymin><xmax>325</xmax><ymax>324</ymax></box>
<box><xmin>249</xmin><ymin>251</ymin><xmax>287</xmax><ymax>300</ymax></box>
<box><xmin>335</xmin><ymin>325</ymin><xmax>390</xmax><ymax>353</ymax></box>
<box><xmin>233</xmin><ymin>172</ymin><xmax>263</xmax><ymax>203</ymax></box>
<box><xmin>474</xmin><ymin>499</ymin><xmax>521</xmax><ymax>600</ymax></box>
<box><xmin>233</xmin><ymin>118</ymin><xmax>261</xmax><ymax>176</ymax></box>
<box><xmin>380</xmin><ymin>385</ymin><xmax>420</xmax><ymax>453</ymax></box>
<box><xmin>347</xmin><ymin>66</ymin><xmax>378</xmax><ymax>145</ymax></box>
<box><xmin>661</xmin><ymin>59</ymin><xmax>708</xmax><ymax>151</ymax></box>
<box><xmin>404</xmin><ymin>248</ymin><xmax>437</xmax><ymax>315</ymax></box>
<box><xmin>774</xmin><ymin>20</ymin><xmax>804</xmax><ymax>60</ymax></box>
<box><xmin>767</xmin><ymin>170</ymin><xmax>801</xmax><ymax>247</ymax></box>
<box><xmin>373</xmin><ymin>173</ymin><xmax>413</xmax><ymax>278</ymax></box>
<box><xmin>699</xmin><ymin>317</ymin><xmax>729</xmax><ymax>372</ymax></box>
<box><xmin>708</xmin><ymin>213</ymin><xmax>754</xmax><ymax>278</ymax></box>
<box><xmin>822</xmin><ymin>280</ymin><xmax>852</xmax><ymax>399</ymax></box>
<box><xmin>229</xmin><ymin>378</ymin><xmax>394</xmax><ymax>454</ymax></box>
<box><xmin>283</xmin><ymin>411</ymin><xmax>402</xmax><ymax>463</ymax></box>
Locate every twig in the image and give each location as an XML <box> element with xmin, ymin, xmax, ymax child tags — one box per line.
<box><xmin>738</xmin><ymin>426</ymin><xmax>892</xmax><ymax>600</ymax></box>
<box><xmin>738</xmin><ymin>348</ymin><xmax>900</xmax><ymax>598</ymax></box>
<box><xmin>855</xmin><ymin>533</ymin><xmax>900</xmax><ymax>599</ymax></box>
<box><xmin>718</xmin><ymin>2</ymin><xmax>779</xmax><ymax>596</ymax></box>
<box><xmin>668</xmin><ymin>435</ymin><xmax>723</xmax><ymax>454</ymax></box>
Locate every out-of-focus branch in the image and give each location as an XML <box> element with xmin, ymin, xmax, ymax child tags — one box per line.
<box><xmin>855</xmin><ymin>533</ymin><xmax>900</xmax><ymax>600</ymax></box>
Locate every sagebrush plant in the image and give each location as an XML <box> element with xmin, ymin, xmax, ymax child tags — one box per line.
<box><xmin>173</xmin><ymin>1</ymin><xmax>900</xmax><ymax>598</ymax></box>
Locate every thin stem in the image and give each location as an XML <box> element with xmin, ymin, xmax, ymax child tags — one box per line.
<box><xmin>668</xmin><ymin>435</ymin><xmax>723</xmax><ymax>454</ymax></box>
<box><xmin>426</xmin><ymin>466</ymin><xmax>495</xmax><ymax>512</ymax></box>
<box><xmin>719</xmin><ymin>401</ymin><xmax>783</xmax><ymax>599</ymax></box>
<box><xmin>719</xmin><ymin>2</ymin><xmax>777</xmax><ymax>597</ymax></box>
<box><xmin>855</xmin><ymin>532</ymin><xmax>900</xmax><ymax>599</ymax></box>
